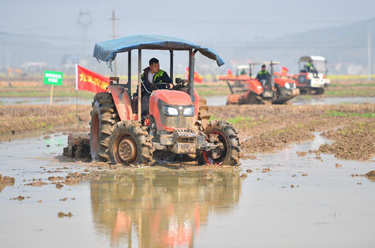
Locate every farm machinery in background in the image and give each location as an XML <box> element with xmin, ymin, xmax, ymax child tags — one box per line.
<box><xmin>219</xmin><ymin>62</ymin><xmax>299</xmax><ymax>105</ymax></box>
<box><xmin>295</xmin><ymin>56</ymin><xmax>330</xmax><ymax>95</ymax></box>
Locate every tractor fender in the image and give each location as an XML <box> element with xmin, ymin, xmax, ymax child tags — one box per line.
<box><xmin>244</xmin><ymin>79</ymin><xmax>263</xmax><ymax>99</ymax></box>
<box><xmin>107</xmin><ymin>85</ymin><xmax>133</xmax><ymax>121</ymax></box>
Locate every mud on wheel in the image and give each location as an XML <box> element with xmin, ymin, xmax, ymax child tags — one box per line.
<box><xmin>197</xmin><ymin>96</ymin><xmax>210</xmax><ymax>130</ymax></box>
<box><xmin>197</xmin><ymin>121</ymin><xmax>240</xmax><ymax>166</ymax></box>
<box><xmin>108</xmin><ymin>121</ymin><xmax>155</xmax><ymax>166</ymax></box>
<box><xmin>90</xmin><ymin>92</ymin><xmax>119</xmax><ymax>161</ymax></box>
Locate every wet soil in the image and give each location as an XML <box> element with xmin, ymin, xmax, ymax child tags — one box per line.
<box><xmin>0</xmin><ymin>105</ymin><xmax>91</xmax><ymax>136</ymax></box>
<box><xmin>316</xmin><ymin>121</ymin><xmax>375</xmax><ymax>161</ymax></box>
<box><xmin>210</xmin><ymin>104</ymin><xmax>375</xmax><ymax>160</ymax></box>
<box><xmin>0</xmin><ymin>174</ymin><xmax>15</xmax><ymax>192</ymax></box>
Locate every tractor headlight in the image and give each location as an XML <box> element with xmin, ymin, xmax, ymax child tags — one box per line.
<box><xmin>163</xmin><ymin>106</ymin><xmax>179</xmax><ymax>116</ymax></box>
<box><xmin>183</xmin><ymin>106</ymin><xmax>195</xmax><ymax>117</ymax></box>
<box><xmin>284</xmin><ymin>83</ymin><xmax>291</xmax><ymax>89</ymax></box>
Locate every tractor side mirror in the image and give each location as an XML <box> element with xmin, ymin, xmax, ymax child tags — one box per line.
<box><xmin>109</xmin><ymin>77</ymin><xmax>119</xmax><ymax>85</ymax></box>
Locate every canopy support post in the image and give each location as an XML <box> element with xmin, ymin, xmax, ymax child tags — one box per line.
<box><xmin>188</xmin><ymin>50</ymin><xmax>197</xmax><ymax>102</ymax></box>
<box><xmin>170</xmin><ymin>50</ymin><xmax>173</xmax><ymax>83</ymax></box>
<box><xmin>138</xmin><ymin>49</ymin><xmax>142</xmax><ymax>121</ymax></box>
<box><xmin>128</xmin><ymin>51</ymin><xmax>131</xmax><ymax>93</ymax></box>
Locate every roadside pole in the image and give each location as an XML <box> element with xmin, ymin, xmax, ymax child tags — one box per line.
<box><xmin>76</xmin><ymin>90</ymin><xmax>79</xmax><ymax>124</ymax></box>
<box><xmin>44</xmin><ymin>70</ymin><xmax>63</xmax><ymax>106</ymax></box>
<box><xmin>49</xmin><ymin>85</ymin><xmax>54</xmax><ymax>105</ymax></box>
<box><xmin>368</xmin><ymin>33</ymin><xmax>371</xmax><ymax>80</ymax></box>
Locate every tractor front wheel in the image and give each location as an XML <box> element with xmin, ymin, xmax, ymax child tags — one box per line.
<box><xmin>197</xmin><ymin>121</ymin><xmax>240</xmax><ymax>166</ymax></box>
<box><xmin>108</xmin><ymin>121</ymin><xmax>155</xmax><ymax>166</ymax></box>
<box><xmin>90</xmin><ymin>92</ymin><xmax>119</xmax><ymax>161</ymax></box>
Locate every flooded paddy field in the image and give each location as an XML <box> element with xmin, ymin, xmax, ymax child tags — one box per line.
<box><xmin>1</xmin><ymin>84</ymin><xmax>375</xmax><ymax>247</ymax></box>
<box><xmin>0</xmin><ymin>132</ymin><xmax>374</xmax><ymax>247</ymax></box>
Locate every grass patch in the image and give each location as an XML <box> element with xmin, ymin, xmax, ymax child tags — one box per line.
<box><xmin>326</xmin><ymin>110</ymin><xmax>375</xmax><ymax>118</ymax></box>
<box><xmin>227</xmin><ymin>116</ymin><xmax>252</xmax><ymax>124</ymax></box>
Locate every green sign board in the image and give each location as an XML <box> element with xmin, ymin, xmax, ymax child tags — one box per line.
<box><xmin>44</xmin><ymin>71</ymin><xmax>63</xmax><ymax>86</ymax></box>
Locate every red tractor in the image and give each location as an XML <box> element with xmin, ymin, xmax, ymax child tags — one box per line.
<box><xmin>219</xmin><ymin>62</ymin><xmax>299</xmax><ymax>105</ymax></box>
<box><xmin>88</xmin><ymin>35</ymin><xmax>240</xmax><ymax>166</ymax></box>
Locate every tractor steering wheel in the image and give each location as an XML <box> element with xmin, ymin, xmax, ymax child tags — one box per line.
<box><xmin>155</xmin><ymin>82</ymin><xmax>173</xmax><ymax>90</ymax></box>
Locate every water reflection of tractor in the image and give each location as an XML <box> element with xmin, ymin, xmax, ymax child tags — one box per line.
<box><xmin>68</xmin><ymin>35</ymin><xmax>240</xmax><ymax>166</ymax></box>
<box><xmin>219</xmin><ymin>62</ymin><xmax>299</xmax><ymax>105</ymax></box>
<box><xmin>295</xmin><ymin>56</ymin><xmax>330</xmax><ymax>95</ymax></box>
<box><xmin>90</xmin><ymin>171</ymin><xmax>241</xmax><ymax>247</ymax></box>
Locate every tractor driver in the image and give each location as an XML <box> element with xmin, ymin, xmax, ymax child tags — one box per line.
<box><xmin>306</xmin><ymin>61</ymin><xmax>315</xmax><ymax>72</ymax></box>
<box><xmin>140</xmin><ymin>58</ymin><xmax>172</xmax><ymax>116</ymax></box>
<box><xmin>256</xmin><ymin>64</ymin><xmax>270</xmax><ymax>88</ymax></box>
<box><xmin>306</xmin><ymin>61</ymin><xmax>318</xmax><ymax>77</ymax></box>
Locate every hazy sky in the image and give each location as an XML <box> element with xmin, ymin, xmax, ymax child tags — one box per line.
<box><xmin>1</xmin><ymin>0</ymin><xmax>375</xmax><ymax>46</ymax></box>
<box><xmin>1</xmin><ymin>0</ymin><xmax>375</xmax><ymax>74</ymax></box>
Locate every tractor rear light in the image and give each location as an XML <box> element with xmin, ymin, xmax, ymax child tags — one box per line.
<box><xmin>183</xmin><ymin>106</ymin><xmax>195</xmax><ymax>117</ymax></box>
<box><xmin>163</xmin><ymin>106</ymin><xmax>179</xmax><ymax>116</ymax></box>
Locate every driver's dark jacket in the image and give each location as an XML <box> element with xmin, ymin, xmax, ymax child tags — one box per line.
<box><xmin>256</xmin><ymin>70</ymin><xmax>270</xmax><ymax>81</ymax></box>
<box><xmin>141</xmin><ymin>68</ymin><xmax>172</xmax><ymax>96</ymax></box>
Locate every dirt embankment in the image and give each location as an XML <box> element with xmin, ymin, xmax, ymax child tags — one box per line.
<box><xmin>317</xmin><ymin>121</ymin><xmax>375</xmax><ymax>161</ymax></box>
<box><xmin>0</xmin><ymin>105</ymin><xmax>91</xmax><ymax>136</ymax></box>
<box><xmin>0</xmin><ymin>174</ymin><xmax>15</xmax><ymax>192</ymax></box>
<box><xmin>209</xmin><ymin>104</ymin><xmax>375</xmax><ymax>160</ymax></box>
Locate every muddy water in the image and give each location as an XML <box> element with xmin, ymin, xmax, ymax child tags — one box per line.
<box><xmin>0</xmin><ymin>134</ymin><xmax>374</xmax><ymax>247</ymax></box>
<box><xmin>205</xmin><ymin>95</ymin><xmax>375</xmax><ymax>106</ymax></box>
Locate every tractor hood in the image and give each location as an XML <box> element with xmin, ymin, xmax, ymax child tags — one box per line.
<box><xmin>151</xmin><ymin>90</ymin><xmax>192</xmax><ymax>106</ymax></box>
<box><xmin>93</xmin><ymin>34</ymin><xmax>224</xmax><ymax>67</ymax></box>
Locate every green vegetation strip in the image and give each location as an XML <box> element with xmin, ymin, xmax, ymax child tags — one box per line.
<box><xmin>326</xmin><ymin>110</ymin><xmax>375</xmax><ymax>118</ymax></box>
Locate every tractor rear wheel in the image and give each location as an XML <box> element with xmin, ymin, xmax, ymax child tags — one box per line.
<box><xmin>90</xmin><ymin>92</ymin><xmax>119</xmax><ymax>161</ymax></box>
<box><xmin>197</xmin><ymin>121</ymin><xmax>240</xmax><ymax>166</ymax></box>
<box><xmin>197</xmin><ymin>96</ymin><xmax>210</xmax><ymax>130</ymax></box>
<box><xmin>108</xmin><ymin>121</ymin><xmax>155</xmax><ymax>166</ymax></box>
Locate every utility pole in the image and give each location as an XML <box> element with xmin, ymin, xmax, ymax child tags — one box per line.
<box><xmin>77</xmin><ymin>10</ymin><xmax>92</xmax><ymax>56</ymax></box>
<box><xmin>368</xmin><ymin>33</ymin><xmax>372</xmax><ymax>80</ymax></box>
<box><xmin>108</xmin><ymin>10</ymin><xmax>120</xmax><ymax>76</ymax></box>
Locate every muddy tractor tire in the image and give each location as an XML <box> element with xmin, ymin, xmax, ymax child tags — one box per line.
<box><xmin>197</xmin><ymin>121</ymin><xmax>240</xmax><ymax>166</ymax></box>
<box><xmin>197</xmin><ymin>96</ymin><xmax>210</xmax><ymax>130</ymax></box>
<box><xmin>315</xmin><ymin>88</ymin><xmax>325</xmax><ymax>95</ymax></box>
<box><xmin>245</xmin><ymin>92</ymin><xmax>261</xmax><ymax>105</ymax></box>
<box><xmin>90</xmin><ymin>92</ymin><xmax>119</xmax><ymax>161</ymax></box>
<box><xmin>108</xmin><ymin>121</ymin><xmax>155</xmax><ymax>166</ymax></box>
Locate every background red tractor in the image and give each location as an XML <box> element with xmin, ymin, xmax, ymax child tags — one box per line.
<box><xmin>219</xmin><ymin>61</ymin><xmax>299</xmax><ymax>105</ymax></box>
<box><xmin>88</xmin><ymin>35</ymin><xmax>240</xmax><ymax>166</ymax></box>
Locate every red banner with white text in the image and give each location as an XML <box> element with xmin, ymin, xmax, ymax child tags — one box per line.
<box><xmin>76</xmin><ymin>65</ymin><xmax>109</xmax><ymax>93</ymax></box>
